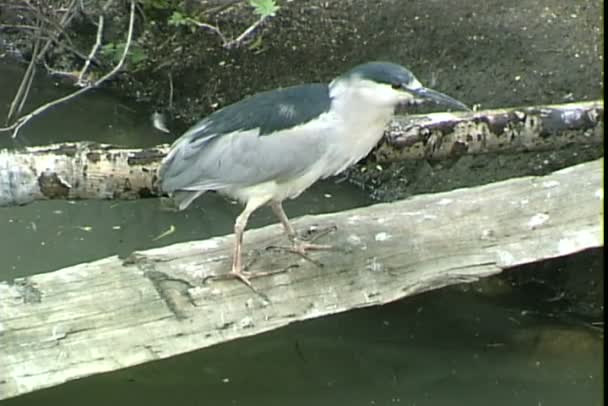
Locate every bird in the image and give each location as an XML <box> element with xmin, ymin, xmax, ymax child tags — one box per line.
<box><xmin>158</xmin><ymin>61</ymin><xmax>469</xmax><ymax>286</ymax></box>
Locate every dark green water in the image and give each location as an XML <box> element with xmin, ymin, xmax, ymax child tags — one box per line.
<box><xmin>0</xmin><ymin>61</ymin><xmax>602</xmax><ymax>405</ymax></box>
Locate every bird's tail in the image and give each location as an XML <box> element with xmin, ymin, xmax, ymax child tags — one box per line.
<box><xmin>160</xmin><ymin>190</ymin><xmax>204</xmax><ymax>211</ymax></box>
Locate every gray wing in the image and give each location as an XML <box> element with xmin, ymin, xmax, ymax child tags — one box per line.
<box><xmin>160</xmin><ymin>122</ymin><xmax>329</xmax><ymax>193</ymax></box>
<box><xmin>159</xmin><ymin>83</ymin><xmax>332</xmax><ymax>194</ymax></box>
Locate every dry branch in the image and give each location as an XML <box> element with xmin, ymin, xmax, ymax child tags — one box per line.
<box><xmin>0</xmin><ymin>101</ymin><xmax>602</xmax><ymax>207</ymax></box>
<box><xmin>0</xmin><ymin>158</ymin><xmax>603</xmax><ymax>400</ymax></box>
<box><xmin>5</xmin><ymin>23</ymin><xmax>41</xmax><ymax>125</ymax></box>
<box><xmin>0</xmin><ymin>0</ymin><xmax>135</xmax><ymax>138</ymax></box>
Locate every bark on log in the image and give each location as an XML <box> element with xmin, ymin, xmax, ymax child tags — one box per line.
<box><xmin>0</xmin><ymin>101</ymin><xmax>602</xmax><ymax>207</ymax></box>
<box><xmin>0</xmin><ymin>142</ymin><xmax>165</xmax><ymax>206</ymax></box>
<box><xmin>378</xmin><ymin>100</ymin><xmax>603</xmax><ymax>161</ymax></box>
<box><xmin>0</xmin><ymin>158</ymin><xmax>603</xmax><ymax>400</ymax></box>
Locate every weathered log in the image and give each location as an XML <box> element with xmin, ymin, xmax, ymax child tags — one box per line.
<box><xmin>0</xmin><ymin>142</ymin><xmax>165</xmax><ymax>206</ymax></box>
<box><xmin>0</xmin><ymin>101</ymin><xmax>602</xmax><ymax>207</ymax></box>
<box><xmin>0</xmin><ymin>158</ymin><xmax>602</xmax><ymax>400</ymax></box>
<box><xmin>377</xmin><ymin>100</ymin><xmax>603</xmax><ymax>161</ymax></box>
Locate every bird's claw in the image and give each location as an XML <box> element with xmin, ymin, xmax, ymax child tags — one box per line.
<box><xmin>267</xmin><ymin>238</ymin><xmax>334</xmax><ymax>269</ymax></box>
<box><xmin>203</xmin><ymin>252</ymin><xmax>295</xmax><ymax>291</ymax></box>
<box><xmin>297</xmin><ymin>224</ymin><xmax>338</xmax><ymax>244</ymax></box>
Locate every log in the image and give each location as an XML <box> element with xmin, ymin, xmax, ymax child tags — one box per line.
<box><xmin>378</xmin><ymin>100</ymin><xmax>603</xmax><ymax>161</ymax></box>
<box><xmin>0</xmin><ymin>101</ymin><xmax>602</xmax><ymax>207</ymax></box>
<box><xmin>0</xmin><ymin>142</ymin><xmax>164</xmax><ymax>206</ymax></box>
<box><xmin>0</xmin><ymin>158</ymin><xmax>603</xmax><ymax>400</ymax></box>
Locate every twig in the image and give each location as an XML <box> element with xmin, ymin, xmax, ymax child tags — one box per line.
<box><xmin>204</xmin><ymin>0</ymin><xmax>245</xmax><ymax>16</ymax></box>
<box><xmin>43</xmin><ymin>61</ymin><xmax>79</xmax><ymax>79</ymax></box>
<box><xmin>5</xmin><ymin>23</ymin><xmax>41</xmax><ymax>125</ymax></box>
<box><xmin>0</xmin><ymin>24</ymin><xmax>39</xmax><ymax>31</ymax></box>
<box><xmin>0</xmin><ymin>0</ymin><xmax>136</xmax><ymax>139</ymax></box>
<box><xmin>35</xmin><ymin>0</ymin><xmax>79</xmax><ymax>62</ymax></box>
<box><xmin>46</xmin><ymin>31</ymin><xmax>95</xmax><ymax>62</ymax></box>
<box><xmin>189</xmin><ymin>14</ymin><xmax>269</xmax><ymax>49</ymax></box>
<box><xmin>187</xmin><ymin>19</ymin><xmax>228</xmax><ymax>45</ymax></box>
<box><xmin>5</xmin><ymin>0</ymin><xmax>82</xmax><ymax>124</ymax></box>
<box><xmin>168</xmin><ymin>72</ymin><xmax>174</xmax><ymax>110</ymax></box>
<box><xmin>15</xmin><ymin>64</ymin><xmax>36</xmax><ymax>119</ymax></box>
<box><xmin>224</xmin><ymin>15</ymin><xmax>268</xmax><ymax>48</ymax></box>
<box><xmin>77</xmin><ymin>14</ymin><xmax>104</xmax><ymax>86</ymax></box>
<box><xmin>187</xmin><ymin>7</ymin><xmax>273</xmax><ymax>49</ymax></box>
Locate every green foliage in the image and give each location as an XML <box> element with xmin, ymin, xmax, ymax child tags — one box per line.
<box><xmin>167</xmin><ymin>11</ymin><xmax>199</xmax><ymax>33</ymax></box>
<box><xmin>250</xmin><ymin>0</ymin><xmax>280</xmax><ymax>17</ymax></box>
<box><xmin>101</xmin><ymin>42</ymin><xmax>148</xmax><ymax>67</ymax></box>
<box><xmin>168</xmin><ymin>11</ymin><xmax>190</xmax><ymax>27</ymax></box>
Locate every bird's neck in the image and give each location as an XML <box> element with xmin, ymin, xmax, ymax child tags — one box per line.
<box><xmin>329</xmin><ymin>80</ymin><xmax>396</xmax><ymax>130</ymax></box>
<box><xmin>317</xmin><ymin>80</ymin><xmax>397</xmax><ymax>177</ymax></box>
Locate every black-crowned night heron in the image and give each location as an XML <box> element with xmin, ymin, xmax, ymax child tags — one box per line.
<box><xmin>159</xmin><ymin>61</ymin><xmax>469</xmax><ymax>286</ymax></box>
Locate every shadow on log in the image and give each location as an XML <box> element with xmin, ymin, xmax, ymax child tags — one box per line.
<box><xmin>0</xmin><ymin>158</ymin><xmax>603</xmax><ymax>400</ymax></box>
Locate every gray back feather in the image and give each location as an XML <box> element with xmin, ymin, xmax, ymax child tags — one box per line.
<box><xmin>159</xmin><ymin>83</ymin><xmax>332</xmax><ymax>197</ymax></box>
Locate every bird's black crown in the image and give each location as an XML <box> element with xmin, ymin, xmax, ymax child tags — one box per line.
<box><xmin>340</xmin><ymin>61</ymin><xmax>416</xmax><ymax>88</ymax></box>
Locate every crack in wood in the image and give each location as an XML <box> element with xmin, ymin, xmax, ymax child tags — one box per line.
<box><xmin>52</xmin><ymin>326</ymin><xmax>94</xmax><ymax>343</ymax></box>
<box><xmin>125</xmin><ymin>255</ymin><xmax>197</xmax><ymax>320</ymax></box>
<box><xmin>10</xmin><ymin>278</ymin><xmax>42</xmax><ymax>303</ymax></box>
<box><xmin>144</xmin><ymin>269</ymin><xmax>197</xmax><ymax>320</ymax></box>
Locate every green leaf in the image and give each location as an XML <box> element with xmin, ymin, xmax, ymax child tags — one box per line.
<box><xmin>249</xmin><ymin>0</ymin><xmax>279</xmax><ymax>17</ymax></box>
<box><xmin>100</xmin><ymin>42</ymin><xmax>147</xmax><ymax>66</ymax></box>
<box><xmin>168</xmin><ymin>11</ymin><xmax>189</xmax><ymax>27</ymax></box>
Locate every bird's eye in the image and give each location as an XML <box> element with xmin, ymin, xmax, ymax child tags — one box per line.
<box><xmin>391</xmin><ymin>82</ymin><xmax>402</xmax><ymax>90</ymax></box>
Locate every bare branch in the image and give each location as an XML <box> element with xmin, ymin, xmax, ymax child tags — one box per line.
<box><xmin>5</xmin><ymin>26</ymin><xmax>41</xmax><ymax>125</ymax></box>
<box><xmin>36</xmin><ymin>0</ymin><xmax>79</xmax><ymax>62</ymax></box>
<box><xmin>224</xmin><ymin>14</ymin><xmax>268</xmax><ymax>48</ymax></box>
<box><xmin>77</xmin><ymin>14</ymin><xmax>104</xmax><ymax>86</ymax></box>
<box><xmin>0</xmin><ymin>0</ymin><xmax>137</xmax><ymax>138</ymax></box>
<box><xmin>168</xmin><ymin>72</ymin><xmax>174</xmax><ymax>110</ymax></box>
<box><xmin>187</xmin><ymin>18</ymin><xmax>228</xmax><ymax>44</ymax></box>
<box><xmin>186</xmin><ymin>9</ymin><xmax>272</xmax><ymax>49</ymax></box>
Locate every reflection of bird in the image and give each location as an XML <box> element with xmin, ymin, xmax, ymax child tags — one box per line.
<box><xmin>158</xmin><ymin>61</ymin><xmax>469</xmax><ymax>286</ymax></box>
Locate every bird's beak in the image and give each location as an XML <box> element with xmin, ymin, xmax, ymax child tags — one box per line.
<box><xmin>408</xmin><ymin>86</ymin><xmax>471</xmax><ymax>111</ymax></box>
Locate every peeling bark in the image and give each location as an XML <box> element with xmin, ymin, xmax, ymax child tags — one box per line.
<box><xmin>377</xmin><ymin>100</ymin><xmax>603</xmax><ymax>161</ymax></box>
<box><xmin>0</xmin><ymin>142</ymin><xmax>164</xmax><ymax>206</ymax></box>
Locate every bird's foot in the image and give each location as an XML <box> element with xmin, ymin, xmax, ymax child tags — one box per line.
<box><xmin>290</xmin><ymin>239</ymin><xmax>333</xmax><ymax>256</ymax></box>
<box><xmin>227</xmin><ymin>266</ymin><xmax>294</xmax><ymax>289</ymax></box>
<box><xmin>203</xmin><ymin>251</ymin><xmax>294</xmax><ymax>290</ymax></box>
<box><xmin>282</xmin><ymin>239</ymin><xmax>333</xmax><ymax>268</ymax></box>
<box><xmin>269</xmin><ymin>225</ymin><xmax>337</xmax><ymax>267</ymax></box>
<box><xmin>296</xmin><ymin>224</ymin><xmax>338</xmax><ymax>244</ymax></box>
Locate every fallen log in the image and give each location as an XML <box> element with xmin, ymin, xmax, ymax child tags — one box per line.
<box><xmin>0</xmin><ymin>101</ymin><xmax>602</xmax><ymax>207</ymax></box>
<box><xmin>0</xmin><ymin>158</ymin><xmax>602</xmax><ymax>400</ymax></box>
<box><xmin>378</xmin><ymin>100</ymin><xmax>603</xmax><ymax>161</ymax></box>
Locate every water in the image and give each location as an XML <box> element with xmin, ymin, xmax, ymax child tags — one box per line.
<box><xmin>0</xmin><ymin>61</ymin><xmax>602</xmax><ymax>405</ymax></box>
